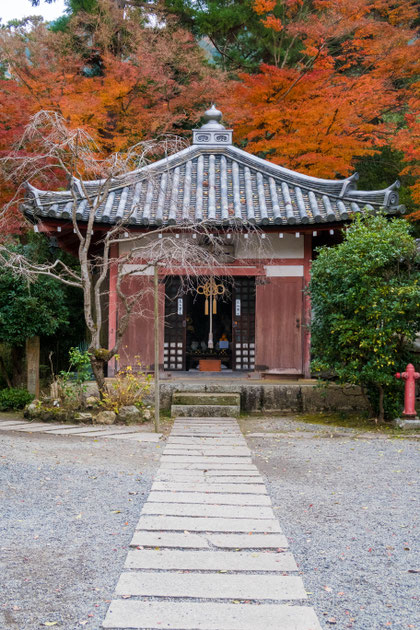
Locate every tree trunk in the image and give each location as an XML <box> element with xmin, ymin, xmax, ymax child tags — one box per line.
<box><xmin>90</xmin><ymin>357</ymin><xmax>106</xmax><ymax>399</ymax></box>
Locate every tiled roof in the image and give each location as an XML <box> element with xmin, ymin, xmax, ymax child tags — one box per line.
<box><xmin>23</xmin><ymin>106</ymin><xmax>405</xmax><ymax>227</ymax></box>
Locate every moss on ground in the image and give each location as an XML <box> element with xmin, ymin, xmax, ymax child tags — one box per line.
<box><xmin>298</xmin><ymin>411</ymin><xmax>397</xmax><ymax>432</ymax></box>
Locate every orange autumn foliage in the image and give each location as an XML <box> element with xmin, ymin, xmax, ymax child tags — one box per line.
<box><xmin>221</xmin><ymin>0</ymin><xmax>419</xmax><ymax>203</ymax></box>
<box><xmin>0</xmin><ymin>4</ymin><xmax>222</xmax><ymax>229</ymax></box>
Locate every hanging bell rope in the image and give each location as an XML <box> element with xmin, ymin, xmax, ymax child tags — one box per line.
<box><xmin>196</xmin><ymin>278</ymin><xmax>226</xmax><ymax>349</ymax></box>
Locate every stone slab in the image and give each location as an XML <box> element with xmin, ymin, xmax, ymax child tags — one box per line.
<box><xmin>164</xmin><ymin>447</ymin><xmax>251</xmax><ymax>456</ymax></box>
<box><xmin>147</xmin><ymin>491</ymin><xmax>271</xmax><ymax>506</ymax></box>
<box><xmin>159</xmin><ymin>463</ymin><xmax>258</xmax><ymax>471</ymax></box>
<box><xmin>152</xmin><ymin>482</ymin><xmax>267</xmax><ymax>494</ymax></box>
<box><xmin>13</xmin><ymin>424</ymin><xmax>82</xmax><ymax>432</ymax></box>
<box><xmin>103</xmin><ymin>600</ymin><xmax>322</xmax><ymax>630</ymax></box>
<box><xmin>136</xmin><ymin>516</ymin><xmax>281</xmax><ymax>533</ymax></box>
<box><xmin>130</xmin><ymin>531</ymin><xmax>210</xmax><ymax>548</ymax></box>
<box><xmin>0</xmin><ymin>422</ymin><xmax>77</xmax><ymax>430</ymax></box>
<box><xmin>209</xmin><ymin>534</ymin><xmax>288</xmax><ymax>549</ymax></box>
<box><xmin>40</xmin><ymin>427</ymin><xmax>100</xmax><ymax>435</ymax></box>
<box><xmin>161</xmin><ymin>456</ymin><xmax>253</xmax><ymax>464</ymax></box>
<box><xmin>0</xmin><ymin>420</ymin><xmax>40</xmax><ymax>429</ymax></box>
<box><xmin>171</xmin><ymin>404</ymin><xmax>240</xmax><ymax>417</ymax></box>
<box><xmin>156</xmin><ymin>470</ymin><xmax>262</xmax><ymax>478</ymax></box>
<box><xmin>167</xmin><ymin>438</ymin><xmax>247</xmax><ymax>445</ymax></box>
<box><xmin>154</xmin><ymin>476</ymin><xmax>265</xmax><ymax>485</ymax></box>
<box><xmin>172</xmin><ymin>422</ymin><xmax>240</xmax><ymax>427</ymax></box>
<box><xmin>393</xmin><ymin>417</ymin><xmax>420</xmax><ymax>429</ymax></box>
<box><xmin>125</xmin><ymin>549</ymin><xmax>297</xmax><ymax>572</ymax></box>
<box><xmin>115</xmin><ymin>572</ymin><xmax>306</xmax><ymax>600</ymax></box>
<box><xmin>56</xmin><ymin>428</ymin><xmax>141</xmax><ymax>437</ymax></box>
<box><xmin>173</xmin><ymin>423</ymin><xmax>239</xmax><ymax>427</ymax></box>
<box><xmin>32</xmin><ymin>424</ymin><xmax>80</xmax><ymax>431</ymax></box>
<box><xmin>170</xmin><ymin>432</ymin><xmax>242</xmax><ymax>437</ymax></box>
<box><xmin>141</xmin><ymin>502</ymin><xmax>275</xmax><ymax>519</ymax></box>
<box><xmin>170</xmin><ymin>435</ymin><xmax>243</xmax><ymax>439</ymax></box>
<box><xmin>101</xmin><ymin>433</ymin><xmax>162</xmax><ymax>442</ymax></box>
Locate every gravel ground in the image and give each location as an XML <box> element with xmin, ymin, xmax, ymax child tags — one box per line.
<box><xmin>2</xmin><ymin>414</ymin><xmax>419</xmax><ymax>630</ymax></box>
<box><xmin>241</xmin><ymin>416</ymin><xmax>420</xmax><ymax>630</ymax></box>
<box><xmin>0</xmin><ymin>426</ymin><xmax>162</xmax><ymax>630</ymax></box>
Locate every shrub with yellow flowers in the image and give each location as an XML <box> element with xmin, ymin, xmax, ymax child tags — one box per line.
<box><xmin>100</xmin><ymin>357</ymin><xmax>153</xmax><ymax>417</ymax></box>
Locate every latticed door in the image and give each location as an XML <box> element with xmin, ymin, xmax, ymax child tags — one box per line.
<box><xmin>163</xmin><ymin>277</ymin><xmax>186</xmax><ymax>371</ymax></box>
<box><xmin>232</xmin><ymin>277</ymin><xmax>256</xmax><ymax>371</ymax></box>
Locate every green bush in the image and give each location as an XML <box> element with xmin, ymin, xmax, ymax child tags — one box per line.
<box><xmin>309</xmin><ymin>214</ymin><xmax>420</xmax><ymax>422</ymax></box>
<box><xmin>0</xmin><ymin>387</ymin><xmax>34</xmax><ymax>411</ymax></box>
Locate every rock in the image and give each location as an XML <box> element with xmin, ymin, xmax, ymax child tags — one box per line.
<box><xmin>85</xmin><ymin>396</ymin><xmax>99</xmax><ymax>408</ymax></box>
<box><xmin>24</xmin><ymin>401</ymin><xmax>41</xmax><ymax>419</ymax></box>
<box><xmin>142</xmin><ymin>408</ymin><xmax>153</xmax><ymax>422</ymax></box>
<box><xmin>96</xmin><ymin>410</ymin><xmax>116</xmax><ymax>425</ymax></box>
<box><xmin>118</xmin><ymin>405</ymin><xmax>141</xmax><ymax>424</ymax></box>
<box><xmin>393</xmin><ymin>417</ymin><xmax>420</xmax><ymax>430</ymax></box>
<box><xmin>74</xmin><ymin>412</ymin><xmax>93</xmax><ymax>423</ymax></box>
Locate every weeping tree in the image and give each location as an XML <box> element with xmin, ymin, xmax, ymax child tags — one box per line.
<box><xmin>309</xmin><ymin>214</ymin><xmax>420</xmax><ymax>422</ymax></box>
<box><xmin>0</xmin><ymin>111</ymin><xmax>242</xmax><ymax>398</ymax></box>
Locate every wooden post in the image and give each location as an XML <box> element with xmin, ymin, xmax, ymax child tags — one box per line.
<box><xmin>108</xmin><ymin>243</ymin><xmax>118</xmax><ymax>377</ymax></box>
<box><xmin>303</xmin><ymin>233</ymin><xmax>312</xmax><ymax>378</ymax></box>
<box><xmin>153</xmin><ymin>264</ymin><xmax>160</xmax><ymax>433</ymax></box>
<box><xmin>26</xmin><ymin>336</ymin><xmax>40</xmax><ymax>398</ymax></box>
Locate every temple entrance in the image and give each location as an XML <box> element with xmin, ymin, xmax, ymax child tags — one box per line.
<box><xmin>186</xmin><ymin>278</ymin><xmax>233</xmax><ymax>371</ymax></box>
<box><xmin>163</xmin><ymin>276</ymin><xmax>256</xmax><ymax>372</ymax></box>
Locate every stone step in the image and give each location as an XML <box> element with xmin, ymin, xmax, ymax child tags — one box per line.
<box><xmin>161</xmin><ymin>456</ymin><xmax>253</xmax><ymax>464</ymax></box>
<box><xmin>125</xmin><ymin>549</ymin><xmax>297</xmax><ymax>572</ymax></box>
<box><xmin>173</xmin><ymin>392</ymin><xmax>241</xmax><ymax>406</ymax></box>
<box><xmin>141</xmin><ymin>502</ymin><xmax>275</xmax><ymax>519</ymax></box>
<box><xmin>115</xmin><ymin>571</ymin><xmax>306</xmax><ymax>600</ymax></box>
<box><xmin>171</xmin><ymin>404</ymin><xmax>240</xmax><ymax>418</ymax></box>
<box><xmin>136</xmin><ymin>515</ymin><xmax>280</xmax><ymax>532</ymax></box>
<box><xmin>152</xmin><ymin>482</ymin><xmax>266</xmax><ymax>494</ymax></box>
<box><xmin>103</xmin><ymin>600</ymin><xmax>322</xmax><ymax>630</ymax></box>
<box><xmin>159</xmin><ymin>463</ymin><xmax>258</xmax><ymax>471</ymax></box>
<box><xmin>154</xmin><ymin>475</ymin><xmax>265</xmax><ymax>484</ymax></box>
<box><xmin>147</xmin><ymin>491</ymin><xmax>271</xmax><ymax>505</ymax></box>
<box><xmin>209</xmin><ymin>533</ymin><xmax>288</xmax><ymax>549</ymax></box>
<box><xmin>163</xmin><ymin>447</ymin><xmax>251</xmax><ymax>456</ymax></box>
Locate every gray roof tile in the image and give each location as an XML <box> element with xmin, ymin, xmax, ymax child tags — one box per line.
<box><xmin>23</xmin><ymin>106</ymin><xmax>405</xmax><ymax>227</ymax></box>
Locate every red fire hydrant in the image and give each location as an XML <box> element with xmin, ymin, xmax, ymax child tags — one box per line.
<box><xmin>395</xmin><ymin>363</ymin><xmax>420</xmax><ymax>417</ymax></box>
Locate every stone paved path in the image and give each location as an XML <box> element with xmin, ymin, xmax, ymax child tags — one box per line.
<box><xmin>103</xmin><ymin>417</ymin><xmax>321</xmax><ymax>630</ymax></box>
<box><xmin>0</xmin><ymin>418</ymin><xmax>162</xmax><ymax>442</ymax></box>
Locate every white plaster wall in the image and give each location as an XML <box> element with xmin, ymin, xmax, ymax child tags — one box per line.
<box><xmin>118</xmin><ymin>232</ymin><xmax>304</xmax><ymax>261</ymax></box>
<box><xmin>264</xmin><ymin>265</ymin><xmax>304</xmax><ymax>277</ymax></box>
<box><xmin>234</xmin><ymin>233</ymin><xmax>304</xmax><ymax>259</ymax></box>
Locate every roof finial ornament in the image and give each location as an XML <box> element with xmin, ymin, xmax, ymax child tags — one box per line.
<box><xmin>192</xmin><ymin>104</ymin><xmax>233</xmax><ymax>146</ymax></box>
<box><xmin>204</xmin><ymin>104</ymin><xmax>223</xmax><ymax>125</ymax></box>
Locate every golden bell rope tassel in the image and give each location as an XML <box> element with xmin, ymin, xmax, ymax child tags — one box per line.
<box><xmin>213</xmin><ymin>298</ymin><xmax>217</xmax><ymax>314</ymax></box>
<box><xmin>205</xmin><ymin>298</ymin><xmax>209</xmax><ymax>315</ymax></box>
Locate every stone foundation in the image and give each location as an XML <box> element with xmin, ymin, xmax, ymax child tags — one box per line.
<box><xmin>84</xmin><ymin>380</ymin><xmax>369</xmax><ymax>414</ymax></box>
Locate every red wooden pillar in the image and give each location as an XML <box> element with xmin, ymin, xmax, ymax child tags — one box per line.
<box><xmin>303</xmin><ymin>233</ymin><xmax>312</xmax><ymax>378</ymax></box>
<box><xmin>108</xmin><ymin>243</ymin><xmax>118</xmax><ymax>377</ymax></box>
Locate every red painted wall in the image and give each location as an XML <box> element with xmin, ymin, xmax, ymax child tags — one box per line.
<box><xmin>255</xmin><ymin>277</ymin><xmax>304</xmax><ymax>372</ymax></box>
<box><xmin>118</xmin><ymin>276</ymin><xmax>165</xmax><ymax>370</ymax></box>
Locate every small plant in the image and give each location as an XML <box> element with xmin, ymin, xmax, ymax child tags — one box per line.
<box><xmin>51</xmin><ymin>346</ymin><xmax>92</xmax><ymax>408</ymax></box>
<box><xmin>100</xmin><ymin>358</ymin><xmax>152</xmax><ymax>415</ymax></box>
<box><xmin>67</xmin><ymin>346</ymin><xmax>92</xmax><ymax>384</ymax></box>
<box><xmin>0</xmin><ymin>387</ymin><xmax>34</xmax><ymax>411</ymax></box>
